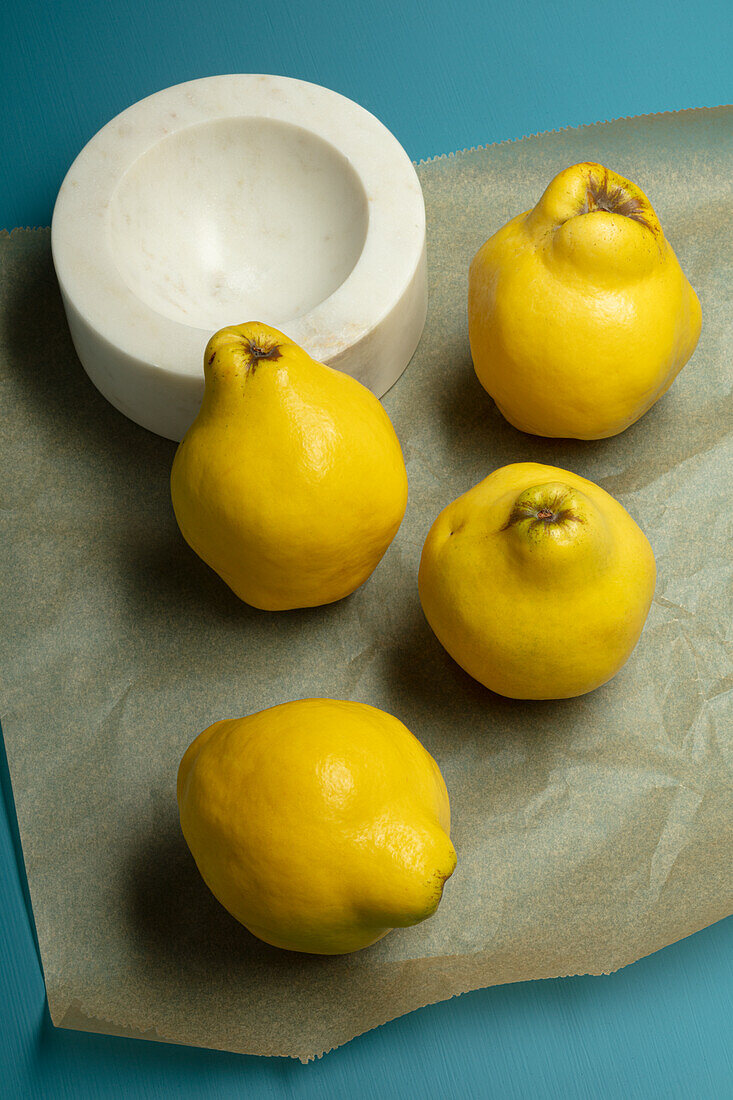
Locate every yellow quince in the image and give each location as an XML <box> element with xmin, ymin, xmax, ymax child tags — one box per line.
<box><xmin>177</xmin><ymin>699</ymin><xmax>456</xmax><ymax>954</ymax></box>
<box><xmin>171</xmin><ymin>323</ymin><xmax>408</xmax><ymax>610</ymax></box>
<box><xmin>418</xmin><ymin>462</ymin><xmax>656</xmax><ymax>699</ymax></box>
<box><xmin>468</xmin><ymin>162</ymin><xmax>701</xmax><ymax>438</ymax></box>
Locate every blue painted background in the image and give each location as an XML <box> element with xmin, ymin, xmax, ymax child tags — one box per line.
<box><xmin>2</xmin><ymin>1</ymin><xmax>731</xmax><ymax>1096</ymax></box>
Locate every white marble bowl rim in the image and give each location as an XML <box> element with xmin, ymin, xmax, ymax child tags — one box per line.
<box><xmin>51</xmin><ymin>73</ymin><xmax>426</xmax><ymax>380</ymax></box>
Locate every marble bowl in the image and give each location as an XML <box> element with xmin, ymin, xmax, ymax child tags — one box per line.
<box><xmin>52</xmin><ymin>75</ymin><xmax>427</xmax><ymax>440</ymax></box>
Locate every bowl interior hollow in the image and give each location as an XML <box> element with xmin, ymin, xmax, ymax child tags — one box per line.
<box><xmin>108</xmin><ymin>116</ymin><xmax>369</xmax><ymax>331</ymax></box>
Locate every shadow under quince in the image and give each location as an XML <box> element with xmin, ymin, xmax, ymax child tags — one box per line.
<box><xmin>377</xmin><ymin>599</ymin><xmax>585</xmax><ymax>753</ymax></box>
<box><xmin>126</xmin><ymin>812</ymin><xmax>352</xmax><ymax>985</ymax></box>
<box><xmin>436</xmin><ymin>344</ymin><xmax>718</xmax><ymax>497</ymax></box>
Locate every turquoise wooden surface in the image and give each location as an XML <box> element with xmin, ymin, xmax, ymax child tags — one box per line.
<box><xmin>2</xmin><ymin>1</ymin><xmax>731</xmax><ymax>1095</ymax></box>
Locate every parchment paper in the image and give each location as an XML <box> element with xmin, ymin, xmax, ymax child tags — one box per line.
<box><xmin>1</xmin><ymin>107</ymin><xmax>731</xmax><ymax>1062</ymax></box>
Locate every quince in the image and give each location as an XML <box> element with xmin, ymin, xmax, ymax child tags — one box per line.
<box><xmin>177</xmin><ymin>699</ymin><xmax>456</xmax><ymax>954</ymax></box>
<box><xmin>468</xmin><ymin>163</ymin><xmax>701</xmax><ymax>438</ymax></box>
<box><xmin>418</xmin><ymin>462</ymin><xmax>656</xmax><ymax>699</ymax></box>
<box><xmin>171</xmin><ymin>323</ymin><xmax>408</xmax><ymax>610</ymax></box>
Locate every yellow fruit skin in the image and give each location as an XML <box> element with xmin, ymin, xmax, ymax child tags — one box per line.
<box><xmin>177</xmin><ymin>699</ymin><xmax>456</xmax><ymax>955</ymax></box>
<box><xmin>171</xmin><ymin>323</ymin><xmax>408</xmax><ymax>611</ymax></box>
<box><xmin>418</xmin><ymin>463</ymin><xmax>656</xmax><ymax>700</ymax></box>
<box><xmin>468</xmin><ymin>163</ymin><xmax>702</xmax><ymax>439</ymax></box>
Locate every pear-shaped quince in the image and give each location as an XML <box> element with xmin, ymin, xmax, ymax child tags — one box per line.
<box><xmin>171</xmin><ymin>323</ymin><xmax>408</xmax><ymax>610</ymax></box>
<box><xmin>468</xmin><ymin>163</ymin><xmax>702</xmax><ymax>438</ymax></box>
<box><xmin>418</xmin><ymin>463</ymin><xmax>656</xmax><ymax>699</ymax></box>
<box><xmin>177</xmin><ymin>699</ymin><xmax>456</xmax><ymax>954</ymax></box>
